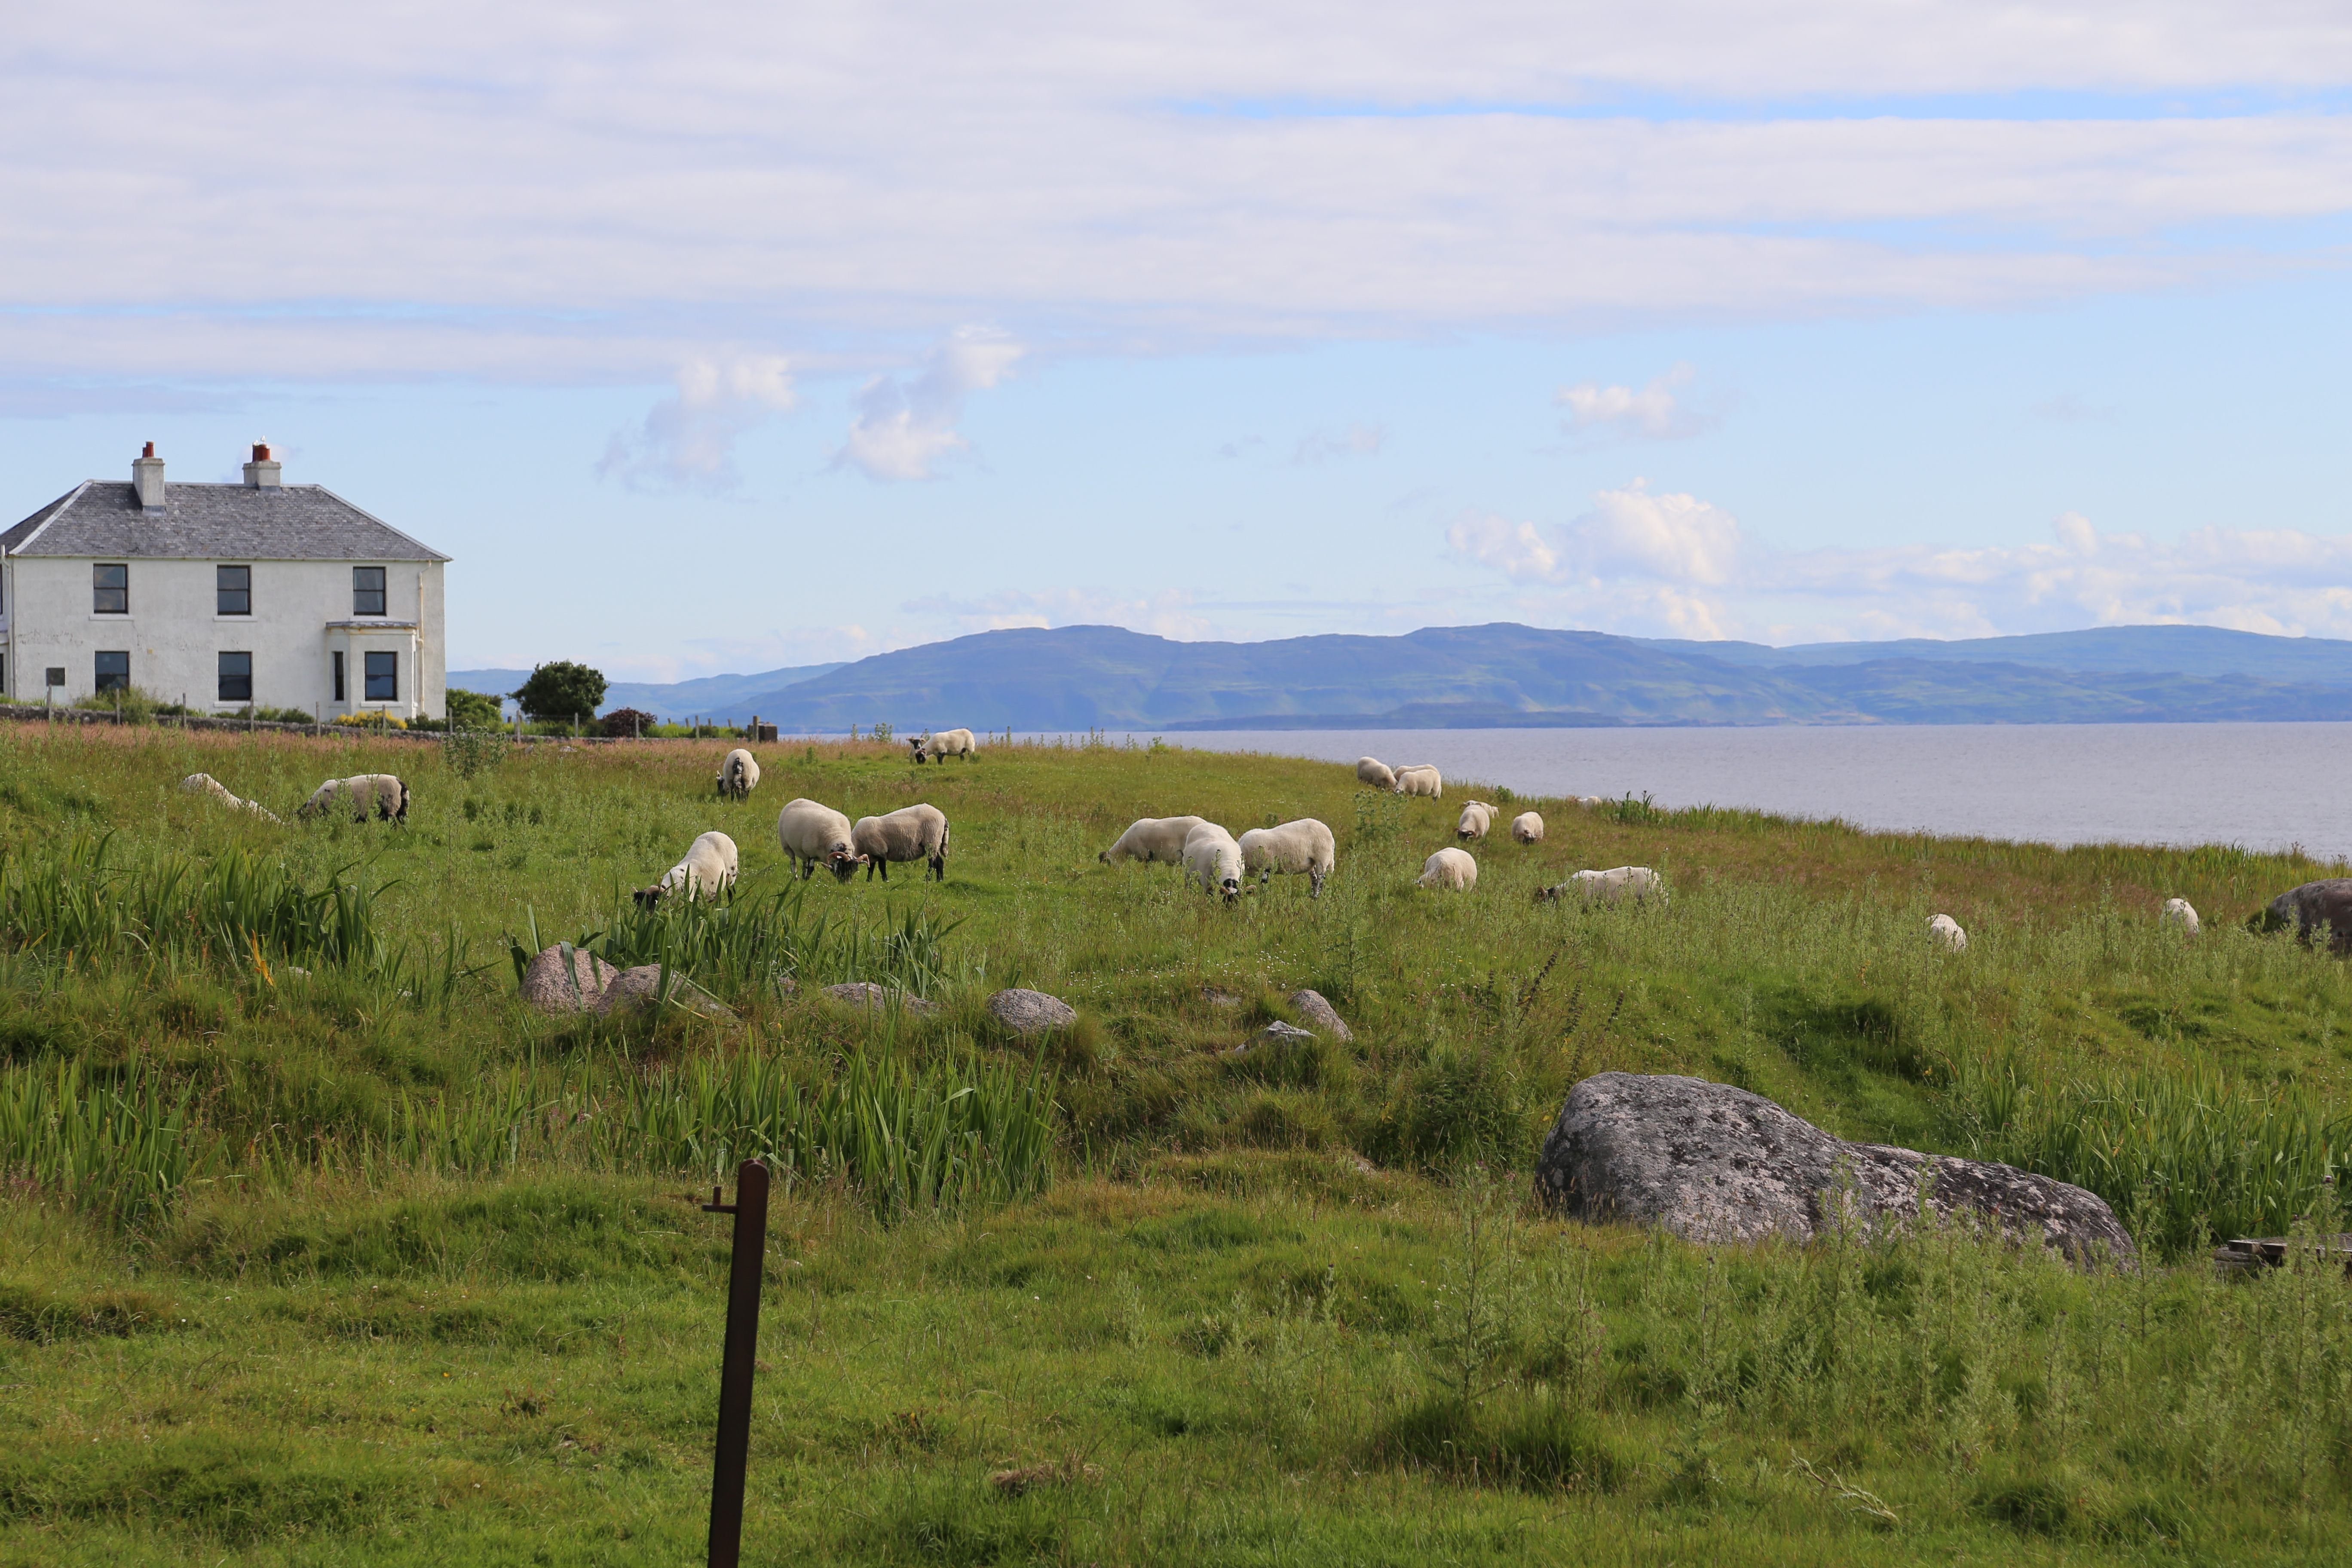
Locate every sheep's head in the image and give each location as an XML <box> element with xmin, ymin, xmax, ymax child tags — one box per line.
<box><xmin>1096</xmin><ymin>848</ymin><xmax>1112</xmax><ymax>864</ymax></box>
<box><xmin>1219</xmin><ymin>876</ymin><xmax>1240</xmax><ymax>903</ymax></box>
<box><xmin>907</xmin><ymin>737</ymin><xmax>929</xmax><ymax>764</ymax></box>
<box><xmin>633</xmin><ymin>884</ymin><xmax>665</xmax><ymax>910</ymax></box>
<box><xmin>826</xmin><ymin>848</ymin><xmax>868</xmax><ymax>883</ymax></box>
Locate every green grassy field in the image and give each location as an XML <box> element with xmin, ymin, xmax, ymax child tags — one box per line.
<box><xmin>4</xmin><ymin>720</ymin><xmax>2352</xmax><ymax>1563</ymax></box>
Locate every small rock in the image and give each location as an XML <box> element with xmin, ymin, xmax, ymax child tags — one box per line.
<box><xmin>520</xmin><ymin>944</ymin><xmax>616</xmax><ymax>1014</ymax></box>
<box><xmin>1200</xmin><ymin>986</ymin><xmax>1242</xmax><ymax>1008</ymax></box>
<box><xmin>1286</xmin><ymin>989</ymin><xmax>1353</xmax><ymax>1041</ymax></box>
<box><xmin>822</xmin><ymin>981</ymin><xmax>937</xmax><ymax>1016</ymax></box>
<box><xmin>986</xmin><ymin>988</ymin><xmax>1077</xmax><ymax>1035</ymax></box>
<box><xmin>1256</xmin><ymin>1020</ymin><xmax>1316</xmax><ymax>1046</ymax></box>
<box><xmin>594</xmin><ymin>965</ymin><xmax>733</xmax><ymax>1019</ymax></box>
<box><xmin>1534</xmin><ymin>1072</ymin><xmax>2134</xmax><ymax>1267</ymax></box>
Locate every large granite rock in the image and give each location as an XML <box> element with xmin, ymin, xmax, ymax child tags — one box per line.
<box><xmin>1533</xmin><ymin>1072</ymin><xmax>2135</xmax><ymax>1267</ymax></box>
<box><xmin>2259</xmin><ymin>878</ymin><xmax>2352</xmax><ymax>954</ymax></box>
<box><xmin>1286</xmin><ymin>989</ymin><xmax>1353</xmax><ymax>1041</ymax></box>
<box><xmin>520</xmin><ymin>944</ymin><xmax>617</xmax><ymax>1014</ymax></box>
<box><xmin>986</xmin><ymin>988</ymin><xmax>1076</xmax><ymax>1035</ymax></box>
<box><xmin>598</xmin><ymin>965</ymin><xmax>736</xmax><ymax>1020</ymax></box>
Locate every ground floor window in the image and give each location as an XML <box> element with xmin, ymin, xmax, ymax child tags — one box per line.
<box><xmin>95</xmin><ymin>651</ymin><xmax>129</xmax><ymax>692</ymax></box>
<box><xmin>364</xmin><ymin>650</ymin><xmax>397</xmax><ymax>702</ymax></box>
<box><xmin>218</xmin><ymin>651</ymin><xmax>252</xmax><ymax>703</ymax></box>
<box><xmin>333</xmin><ymin>651</ymin><xmax>345</xmax><ymax>702</ymax></box>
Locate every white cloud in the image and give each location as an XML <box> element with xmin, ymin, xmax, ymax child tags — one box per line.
<box><xmin>1557</xmin><ymin>364</ymin><xmax>1717</xmax><ymax>442</ymax></box>
<box><xmin>1446</xmin><ymin>484</ymin><xmax>2352</xmax><ymax>642</ymax></box>
<box><xmin>596</xmin><ymin>355</ymin><xmax>796</xmax><ymax>490</ymax></box>
<box><xmin>836</xmin><ymin>328</ymin><xmax>1023</xmax><ymax>481</ymax></box>
<box><xmin>1293</xmin><ymin>422</ymin><xmax>1387</xmax><ymax>462</ymax></box>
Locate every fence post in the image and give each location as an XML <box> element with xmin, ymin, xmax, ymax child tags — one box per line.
<box><xmin>701</xmin><ymin>1159</ymin><xmax>771</xmax><ymax>1568</ymax></box>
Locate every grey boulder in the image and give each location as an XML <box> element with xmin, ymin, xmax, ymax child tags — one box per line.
<box><xmin>598</xmin><ymin>965</ymin><xmax>736</xmax><ymax>1020</ymax></box>
<box><xmin>2258</xmin><ymin>878</ymin><xmax>2352</xmax><ymax>954</ymax></box>
<box><xmin>1286</xmin><ymin>989</ymin><xmax>1354</xmax><ymax>1041</ymax></box>
<box><xmin>520</xmin><ymin>944</ymin><xmax>617</xmax><ymax>1014</ymax></box>
<box><xmin>986</xmin><ymin>988</ymin><xmax>1077</xmax><ymax>1035</ymax></box>
<box><xmin>1534</xmin><ymin>1072</ymin><xmax>2134</xmax><ymax>1267</ymax></box>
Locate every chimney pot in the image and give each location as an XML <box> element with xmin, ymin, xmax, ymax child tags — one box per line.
<box><xmin>132</xmin><ymin>443</ymin><xmax>166</xmax><ymax>511</ymax></box>
<box><xmin>242</xmin><ymin>441</ymin><xmax>283</xmax><ymax>489</ymax></box>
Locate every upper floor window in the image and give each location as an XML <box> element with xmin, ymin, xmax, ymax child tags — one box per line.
<box><xmin>93</xmin><ymin>564</ymin><xmax>128</xmax><ymax>615</ymax></box>
<box><xmin>353</xmin><ymin>566</ymin><xmax>386</xmax><ymax>616</ymax></box>
<box><xmin>217</xmin><ymin>565</ymin><xmax>251</xmax><ymax>616</ymax></box>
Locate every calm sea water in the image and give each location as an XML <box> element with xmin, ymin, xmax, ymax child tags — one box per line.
<box><xmin>1035</xmin><ymin>723</ymin><xmax>2352</xmax><ymax>858</ymax></box>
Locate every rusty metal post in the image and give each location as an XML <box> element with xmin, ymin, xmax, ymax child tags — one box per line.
<box><xmin>701</xmin><ymin>1159</ymin><xmax>770</xmax><ymax>1568</ymax></box>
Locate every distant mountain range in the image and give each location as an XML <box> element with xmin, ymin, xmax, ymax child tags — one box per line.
<box><xmin>454</xmin><ymin>623</ymin><xmax>2352</xmax><ymax>730</ymax></box>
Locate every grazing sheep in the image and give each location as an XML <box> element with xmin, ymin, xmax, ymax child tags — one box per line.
<box><xmin>852</xmin><ymin>803</ymin><xmax>951</xmax><ymax>883</ymax></box>
<box><xmin>636</xmin><ymin>830</ymin><xmax>739</xmax><ymax>908</ymax></box>
<box><xmin>1356</xmin><ymin>756</ymin><xmax>1396</xmax><ymax>791</ymax></box>
<box><xmin>1929</xmin><ymin>914</ymin><xmax>1968</xmax><ymax>952</ymax></box>
<box><xmin>2251</xmin><ymin>878</ymin><xmax>2352</xmax><ymax>954</ymax></box>
<box><xmin>2161</xmin><ymin>897</ymin><xmax>2201</xmax><ymax>936</ymax></box>
<box><xmin>1538</xmin><ymin>867</ymin><xmax>1665</xmax><ymax>906</ymax></box>
<box><xmin>716</xmin><ymin>748</ymin><xmax>760</xmax><ymax>802</ymax></box>
<box><xmin>1456</xmin><ymin>801</ymin><xmax>1498</xmax><ymax>840</ymax></box>
<box><xmin>1099</xmin><ymin>815</ymin><xmax>1208</xmax><ymax>866</ymax></box>
<box><xmin>179</xmin><ymin>773</ymin><xmax>282</xmax><ymax>823</ymax></box>
<box><xmin>1579</xmin><ymin>795</ymin><xmax>1605</xmax><ymax>808</ymax></box>
<box><xmin>910</xmin><ymin>727</ymin><xmax>978</xmax><ymax>764</ymax></box>
<box><xmin>297</xmin><ymin>774</ymin><xmax>409</xmax><ymax>825</ymax></box>
<box><xmin>1510</xmin><ymin>811</ymin><xmax>1544</xmax><ymax>845</ymax></box>
<box><xmin>1418</xmin><ymin>846</ymin><xmax>1477</xmax><ymax>891</ymax></box>
<box><xmin>1395</xmin><ymin>765</ymin><xmax>1443</xmax><ymax>799</ymax></box>
<box><xmin>1182</xmin><ymin>821</ymin><xmax>1245</xmax><ymax>902</ymax></box>
<box><xmin>776</xmin><ymin>797</ymin><xmax>868</xmax><ymax>882</ymax></box>
<box><xmin>1237</xmin><ymin>818</ymin><xmax>1337</xmax><ymax>898</ymax></box>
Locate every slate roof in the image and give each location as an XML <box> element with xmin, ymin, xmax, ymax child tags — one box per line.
<box><xmin>2</xmin><ymin>482</ymin><xmax>449</xmax><ymax>562</ymax></box>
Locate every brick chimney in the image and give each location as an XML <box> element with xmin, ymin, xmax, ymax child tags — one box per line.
<box><xmin>132</xmin><ymin>441</ymin><xmax>166</xmax><ymax>511</ymax></box>
<box><xmin>242</xmin><ymin>441</ymin><xmax>282</xmax><ymax>488</ymax></box>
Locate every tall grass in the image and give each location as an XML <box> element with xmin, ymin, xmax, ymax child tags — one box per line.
<box><xmin>0</xmin><ymin>1060</ymin><xmax>203</xmax><ymax>1222</ymax></box>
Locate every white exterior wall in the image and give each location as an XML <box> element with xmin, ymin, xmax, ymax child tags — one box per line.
<box><xmin>0</xmin><ymin>554</ymin><xmax>445</xmax><ymax>720</ymax></box>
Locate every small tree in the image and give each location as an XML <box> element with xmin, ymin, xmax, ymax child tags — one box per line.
<box><xmin>511</xmin><ymin>662</ymin><xmax>608</xmax><ymax>724</ymax></box>
<box><xmin>600</xmin><ymin>707</ymin><xmax>657</xmax><ymax>739</ymax></box>
<box><xmin>445</xmin><ymin>687</ymin><xmax>505</xmax><ymax>730</ymax></box>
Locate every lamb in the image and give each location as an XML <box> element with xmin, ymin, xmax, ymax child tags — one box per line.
<box><xmin>1356</xmin><ymin>756</ymin><xmax>1396</xmax><ymax>791</ymax></box>
<box><xmin>297</xmin><ymin>774</ymin><xmax>409</xmax><ymax>825</ymax></box>
<box><xmin>1237</xmin><ymin>818</ymin><xmax>1336</xmax><ymax>898</ymax></box>
<box><xmin>1510</xmin><ymin>812</ymin><xmax>1544</xmax><ymax>845</ymax></box>
<box><xmin>636</xmin><ymin>830</ymin><xmax>739</xmax><ymax>908</ymax></box>
<box><xmin>1182</xmin><ymin>821</ymin><xmax>1245</xmax><ymax>903</ymax></box>
<box><xmin>776</xmin><ymin>797</ymin><xmax>868</xmax><ymax>882</ymax></box>
<box><xmin>179</xmin><ymin>773</ymin><xmax>282</xmax><ymax>823</ymax></box>
<box><xmin>1418</xmin><ymin>847</ymin><xmax>1477</xmax><ymax>891</ymax></box>
<box><xmin>1538</xmin><ymin>867</ymin><xmax>1665</xmax><ymax>906</ymax></box>
<box><xmin>2160</xmin><ymin>897</ymin><xmax>2201</xmax><ymax>936</ymax></box>
<box><xmin>910</xmin><ymin>728</ymin><xmax>978</xmax><ymax>764</ymax></box>
<box><xmin>1099</xmin><ymin>815</ymin><xmax>1208</xmax><ymax>866</ymax></box>
<box><xmin>1394</xmin><ymin>765</ymin><xmax>1443</xmax><ymax>799</ymax></box>
<box><xmin>716</xmin><ymin>748</ymin><xmax>760</xmax><ymax>802</ymax></box>
<box><xmin>851</xmin><ymin>803</ymin><xmax>951</xmax><ymax>883</ymax></box>
<box><xmin>1456</xmin><ymin>801</ymin><xmax>1497</xmax><ymax>840</ymax></box>
<box><xmin>1929</xmin><ymin>913</ymin><xmax>1969</xmax><ymax>952</ymax></box>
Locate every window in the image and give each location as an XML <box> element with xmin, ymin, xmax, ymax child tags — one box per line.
<box><xmin>332</xmin><ymin>652</ymin><xmax>345</xmax><ymax>702</ymax></box>
<box><xmin>95</xmin><ymin>652</ymin><xmax>129</xmax><ymax>692</ymax></box>
<box><xmin>93</xmin><ymin>564</ymin><xmax>128</xmax><ymax>615</ymax></box>
<box><xmin>45</xmin><ymin>667</ymin><xmax>64</xmax><ymax>689</ymax></box>
<box><xmin>218</xmin><ymin>652</ymin><xmax>252</xmax><ymax>703</ymax></box>
<box><xmin>352</xmin><ymin>566</ymin><xmax>386</xmax><ymax>616</ymax></box>
<box><xmin>217</xmin><ymin>565</ymin><xmax>251</xmax><ymax>616</ymax></box>
<box><xmin>364</xmin><ymin>651</ymin><xmax>397</xmax><ymax>702</ymax></box>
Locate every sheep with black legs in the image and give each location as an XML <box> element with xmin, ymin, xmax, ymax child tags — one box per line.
<box><xmin>1182</xmin><ymin>821</ymin><xmax>1245</xmax><ymax>903</ymax></box>
<box><xmin>1510</xmin><ymin>812</ymin><xmax>1544</xmax><ymax>844</ymax></box>
<box><xmin>910</xmin><ymin>728</ymin><xmax>978</xmax><ymax>764</ymax></box>
<box><xmin>1538</xmin><ymin>867</ymin><xmax>1665</xmax><ymax>906</ymax></box>
<box><xmin>298</xmin><ymin>774</ymin><xmax>409</xmax><ymax>825</ymax></box>
<box><xmin>716</xmin><ymin>748</ymin><xmax>760</xmax><ymax>801</ymax></box>
<box><xmin>777</xmin><ymin>798</ymin><xmax>868</xmax><ymax>882</ymax></box>
<box><xmin>1394</xmin><ymin>765</ymin><xmax>1442</xmax><ymax>799</ymax></box>
<box><xmin>852</xmin><ymin>804</ymin><xmax>951</xmax><ymax>882</ymax></box>
<box><xmin>635</xmin><ymin>830</ymin><xmax>738</xmax><ymax>908</ymax></box>
<box><xmin>1238</xmin><ymin>818</ymin><xmax>1336</xmax><ymax>898</ymax></box>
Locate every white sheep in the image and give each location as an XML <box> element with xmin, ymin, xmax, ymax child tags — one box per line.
<box><xmin>637</xmin><ymin>830</ymin><xmax>739</xmax><ymax>908</ymax></box>
<box><xmin>1539</xmin><ymin>867</ymin><xmax>1665</xmax><ymax>906</ymax></box>
<box><xmin>1418</xmin><ymin>846</ymin><xmax>1477</xmax><ymax>891</ymax></box>
<box><xmin>2161</xmin><ymin>897</ymin><xmax>2201</xmax><ymax>936</ymax></box>
<box><xmin>852</xmin><ymin>803</ymin><xmax>951</xmax><ymax>883</ymax></box>
<box><xmin>1510</xmin><ymin>811</ymin><xmax>1544</xmax><ymax>844</ymax></box>
<box><xmin>1394</xmin><ymin>765</ymin><xmax>1443</xmax><ymax>799</ymax></box>
<box><xmin>297</xmin><ymin>774</ymin><xmax>409</xmax><ymax>825</ymax></box>
<box><xmin>1182</xmin><ymin>821</ymin><xmax>1245</xmax><ymax>902</ymax></box>
<box><xmin>716</xmin><ymin>748</ymin><xmax>760</xmax><ymax>802</ymax></box>
<box><xmin>1237</xmin><ymin>818</ymin><xmax>1336</xmax><ymax>898</ymax></box>
<box><xmin>776</xmin><ymin>797</ymin><xmax>868</xmax><ymax>882</ymax></box>
<box><xmin>1356</xmin><ymin>756</ymin><xmax>1396</xmax><ymax>791</ymax></box>
<box><xmin>1099</xmin><ymin>815</ymin><xmax>1207</xmax><ymax>867</ymax></box>
<box><xmin>179</xmin><ymin>773</ymin><xmax>283</xmax><ymax>823</ymax></box>
<box><xmin>1929</xmin><ymin>913</ymin><xmax>1969</xmax><ymax>951</ymax></box>
<box><xmin>1577</xmin><ymin>795</ymin><xmax>1605</xmax><ymax>808</ymax></box>
<box><xmin>1456</xmin><ymin>801</ymin><xmax>1497</xmax><ymax>840</ymax></box>
<box><xmin>910</xmin><ymin>727</ymin><xmax>978</xmax><ymax>764</ymax></box>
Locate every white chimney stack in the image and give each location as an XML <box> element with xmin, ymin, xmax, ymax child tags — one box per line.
<box><xmin>132</xmin><ymin>441</ymin><xmax>166</xmax><ymax>510</ymax></box>
<box><xmin>242</xmin><ymin>441</ymin><xmax>282</xmax><ymax>488</ymax></box>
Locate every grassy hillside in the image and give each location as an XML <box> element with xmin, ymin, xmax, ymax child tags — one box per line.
<box><xmin>3</xmin><ymin>721</ymin><xmax>2351</xmax><ymax>1563</ymax></box>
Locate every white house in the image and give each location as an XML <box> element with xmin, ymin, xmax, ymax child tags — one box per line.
<box><xmin>0</xmin><ymin>444</ymin><xmax>449</xmax><ymax>720</ymax></box>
